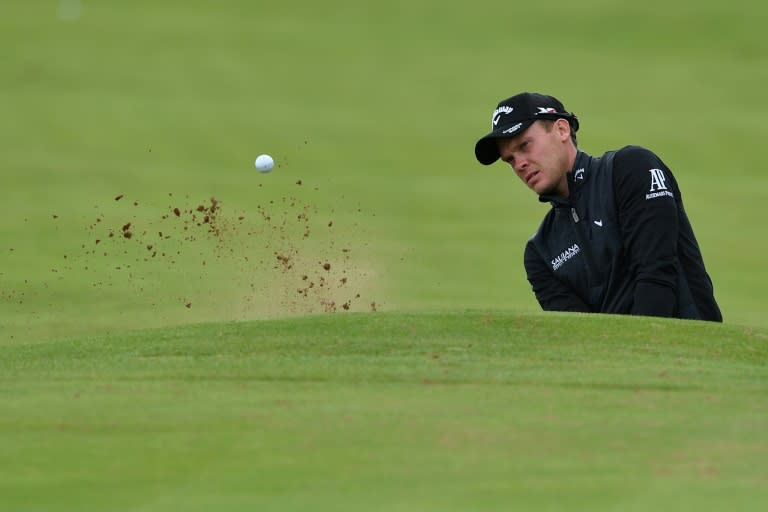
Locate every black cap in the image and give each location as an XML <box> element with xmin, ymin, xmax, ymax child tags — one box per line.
<box><xmin>474</xmin><ymin>92</ymin><xmax>579</xmax><ymax>165</ymax></box>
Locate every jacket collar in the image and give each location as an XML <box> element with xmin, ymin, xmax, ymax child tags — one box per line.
<box><xmin>538</xmin><ymin>150</ymin><xmax>593</xmax><ymax>206</ymax></box>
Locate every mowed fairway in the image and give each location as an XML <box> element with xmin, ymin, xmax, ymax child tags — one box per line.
<box><xmin>2</xmin><ymin>0</ymin><xmax>768</xmax><ymax>510</ymax></box>
<box><xmin>2</xmin><ymin>312</ymin><xmax>768</xmax><ymax>511</ymax></box>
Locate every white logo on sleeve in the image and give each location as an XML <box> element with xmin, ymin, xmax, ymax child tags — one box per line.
<box><xmin>646</xmin><ymin>168</ymin><xmax>674</xmax><ymax>200</ymax></box>
<box><xmin>649</xmin><ymin>168</ymin><xmax>667</xmax><ymax>191</ymax></box>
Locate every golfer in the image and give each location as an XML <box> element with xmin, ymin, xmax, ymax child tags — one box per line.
<box><xmin>474</xmin><ymin>92</ymin><xmax>722</xmax><ymax>321</ymax></box>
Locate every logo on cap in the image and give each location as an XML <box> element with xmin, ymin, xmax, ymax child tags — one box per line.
<box><xmin>537</xmin><ymin>107</ymin><xmax>558</xmax><ymax>114</ymax></box>
<box><xmin>502</xmin><ymin>123</ymin><xmax>523</xmax><ymax>134</ymax></box>
<box><xmin>492</xmin><ymin>106</ymin><xmax>514</xmax><ymax>126</ymax></box>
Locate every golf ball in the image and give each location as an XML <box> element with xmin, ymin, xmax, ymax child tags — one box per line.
<box><xmin>255</xmin><ymin>154</ymin><xmax>274</xmax><ymax>172</ymax></box>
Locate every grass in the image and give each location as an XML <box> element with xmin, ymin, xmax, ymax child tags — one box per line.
<box><xmin>2</xmin><ymin>0</ymin><xmax>768</xmax><ymax>509</ymax></box>
<box><xmin>3</xmin><ymin>0</ymin><xmax>768</xmax><ymax>339</ymax></box>
<box><xmin>2</xmin><ymin>311</ymin><xmax>767</xmax><ymax>511</ymax></box>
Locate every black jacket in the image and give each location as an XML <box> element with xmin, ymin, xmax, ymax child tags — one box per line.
<box><xmin>524</xmin><ymin>146</ymin><xmax>722</xmax><ymax>322</ymax></box>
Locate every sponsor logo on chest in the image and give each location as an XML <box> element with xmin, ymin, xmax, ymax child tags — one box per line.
<box><xmin>551</xmin><ymin>243</ymin><xmax>580</xmax><ymax>271</ymax></box>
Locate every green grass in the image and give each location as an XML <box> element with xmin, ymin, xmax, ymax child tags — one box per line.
<box><xmin>2</xmin><ymin>0</ymin><xmax>768</xmax><ymax>509</ymax></box>
<box><xmin>2</xmin><ymin>312</ymin><xmax>767</xmax><ymax>511</ymax></box>
<box><xmin>3</xmin><ymin>0</ymin><xmax>768</xmax><ymax>339</ymax></box>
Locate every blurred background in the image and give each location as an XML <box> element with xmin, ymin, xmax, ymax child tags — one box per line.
<box><xmin>2</xmin><ymin>0</ymin><xmax>766</xmax><ymax>342</ymax></box>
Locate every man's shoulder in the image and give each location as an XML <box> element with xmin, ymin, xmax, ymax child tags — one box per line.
<box><xmin>602</xmin><ymin>145</ymin><xmax>671</xmax><ymax>186</ymax></box>
<box><xmin>576</xmin><ymin>147</ymin><xmax>661</xmax><ymax>181</ymax></box>
<box><xmin>606</xmin><ymin>144</ymin><xmax>680</xmax><ymax>200</ymax></box>
<box><xmin>610</xmin><ymin>145</ymin><xmax>663</xmax><ymax>167</ymax></box>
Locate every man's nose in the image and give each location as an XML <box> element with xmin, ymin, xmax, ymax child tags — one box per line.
<box><xmin>513</xmin><ymin>156</ymin><xmax>528</xmax><ymax>173</ymax></box>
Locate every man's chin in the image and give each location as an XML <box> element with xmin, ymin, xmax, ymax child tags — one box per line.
<box><xmin>534</xmin><ymin>183</ymin><xmax>557</xmax><ymax>196</ymax></box>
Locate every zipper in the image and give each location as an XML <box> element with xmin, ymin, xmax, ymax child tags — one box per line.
<box><xmin>571</xmin><ymin>206</ymin><xmax>600</xmax><ymax>283</ymax></box>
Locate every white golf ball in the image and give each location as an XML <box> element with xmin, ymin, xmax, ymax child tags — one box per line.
<box><xmin>255</xmin><ymin>154</ymin><xmax>274</xmax><ymax>173</ymax></box>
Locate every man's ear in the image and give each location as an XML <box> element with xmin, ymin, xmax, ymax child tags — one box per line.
<box><xmin>555</xmin><ymin>118</ymin><xmax>572</xmax><ymax>142</ymax></box>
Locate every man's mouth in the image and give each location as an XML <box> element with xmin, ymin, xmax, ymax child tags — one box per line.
<box><xmin>525</xmin><ymin>171</ymin><xmax>539</xmax><ymax>186</ymax></box>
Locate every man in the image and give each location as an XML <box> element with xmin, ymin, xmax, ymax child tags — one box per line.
<box><xmin>474</xmin><ymin>92</ymin><xmax>722</xmax><ymax>321</ymax></box>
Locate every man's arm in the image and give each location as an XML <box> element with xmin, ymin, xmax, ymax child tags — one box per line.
<box><xmin>613</xmin><ymin>146</ymin><xmax>680</xmax><ymax>317</ymax></box>
<box><xmin>524</xmin><ymin>241</ymin><xmax>592</xmax><ymax>312</ymax></box>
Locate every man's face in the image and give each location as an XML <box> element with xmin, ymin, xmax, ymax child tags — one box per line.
<box><xmin>495</xmin><ymin>119</ymin><xmax>574</xmax><ymax>197</ymax></box>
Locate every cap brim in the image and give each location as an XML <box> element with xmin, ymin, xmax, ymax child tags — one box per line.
<box><xmin>474</xmin><ymin>119</ymin><xmax>535</xmax><ymax>165</ymax></box>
